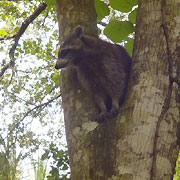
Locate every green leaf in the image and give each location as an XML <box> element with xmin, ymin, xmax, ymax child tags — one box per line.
<box><xmin>12</xmin><ymin>86</ymin><xmax>20</xmax><ymax>93</ymax></box>
<box><xmin>62</xmin><ymin>164</ymin><xmax>69</xmax><ymax>170</ymax></box>
<box><xmin>129</xmin><ymin>8</ymin><xmax>137</xmax><ymax>24</ymax></box>
<box><xmin>41</xmin><ymin>150</ymin><xmax>50</xmax><ymax>160</ymax></box>
<box><xmin>0</xmin><ymin>29</ymin><xmax>8</xmax><ymax>35</ymax></box>
<box><xmin>1</xmin><ymin>80</ymin><xmax>5</xmax><ymax>85</ymax></box>
<box><xmin>104</xmin><ymin>20</ymin><xmax>134</xmax><ymax>42</ymax></box>
<box><xmin>45</xmin><ymin>0</ymin><xmax>55</xmax><ymax>6</ymax></box>
<box><xmin>98</xmin><ymin>28</ymin><xmax>101</xmax><ymax>35</ymax></box>
<box><xmin>125</xmin><ymin>38</ymin><xmax>134</xmax><ymax>56</ymax></box>
<box><xmin>62</xmin><ymin>177</ymin><xmax>69</xmax><ymax>180</ymax></box>
<box><xmin>95</xmin><ymin>0</ymin><xmax>110</xmax><ymax>22</ymax></box>
<box><xmin>128</xmin><ymin>0</ymin><xmax>138</xmax><ymax>6</ymax></box>
<box><xmin>5</xmin><ymin>73</ymin><xmax>11</xmax><ymax>77</ymax></box>
<box><xmin>109</xmin><ymin>0</ymin><xmax>138</xmax><ymax>12</ymax></box>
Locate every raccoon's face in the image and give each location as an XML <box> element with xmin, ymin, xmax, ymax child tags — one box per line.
<box><xmin>55</xmin><ymin>26</ymin><xmax>84</xmax><ymax>69</ymax></box>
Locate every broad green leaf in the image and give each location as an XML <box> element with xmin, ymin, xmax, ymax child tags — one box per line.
<box><xmin>104</xmin><ymin>20</ymin><xmax>134</xmax><ymax>42</ymax></box>
<box><xmin>109</xmin><ymin>0</ymin><xmax>138</xmax><ymax>12</ymax></box>
<box><xmin>128</xmin><ymin>0</ymin><xmax>138</xmax><ymax>6</ymax></box>
<box><xmin>125</xmin><ymin>38</ymin><xmax>134</xmax><ymax>56</ymax></box>
<box><xmin>95</xmin><ymin>0</ymin><xmax>110</xmax><ymax>22</ymax></box>
<box><xmin>129</xmin><ymin>8</ymin><xmax>137</xmax><ymax>24</ymax></box>
<box><xmin>98</xmin><ymin>28</ymin><xmax>101</xmax><ymax>35</ymax></box>
<box><xmin>45</xmin><ymin>0</ymin><xmax>55</xmax><ymax>6</ymax></box>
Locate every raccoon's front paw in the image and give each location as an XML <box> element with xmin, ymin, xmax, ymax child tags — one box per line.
<box><xmin>109</xmin><ymin>107</ymin><xmax>119</xmax><ymax>117</ymax></box>
<box><xmin>96</xmin><ymin>112</ymin><xmax>108</xmax><ymax>123</ymax></box>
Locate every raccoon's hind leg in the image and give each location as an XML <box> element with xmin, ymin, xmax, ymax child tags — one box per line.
<box><xmin>110</xmin><ymin>97</ymin><xmax>119</xmax><ymax>117</ymax></box>
<box><xmin>108</xmin><ymin>78</ymin><xmax>127</xmax><ymax>118</ymax></box>
<box><xmin>93</xmin><ymin>94</ymin><xmax>108</xmax><ymax>123</ymax></box>
<box><xmin>109</xmin><ymin>87</ymin><xmax>126</xmax><ymax>117</ymax></box>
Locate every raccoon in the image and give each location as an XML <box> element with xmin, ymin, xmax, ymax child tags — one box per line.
<box><xmin>55</xmin><ymin>25</ymin><xmax>131</xmax><ymax>122</ymax></box>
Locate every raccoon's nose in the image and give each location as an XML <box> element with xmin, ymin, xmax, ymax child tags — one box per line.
<box><xmin>55</xmin><ymin>63</ymin><xmax>60</xmax><ymax>69</ymax></box>
<box><xmin>55</xmin><ymin>58</ymin><xmax>69</xmax><ymax>69</ymax></box>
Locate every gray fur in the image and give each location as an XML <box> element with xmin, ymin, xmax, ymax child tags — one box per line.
<box><xmin>55</xmin><ymin>26</ymin><xmax>131</xmax><ymax>122</ymax></box>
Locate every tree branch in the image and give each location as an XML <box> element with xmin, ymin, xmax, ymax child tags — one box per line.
<box><xmin>9</xmin><ymin>93</ymin><xmax>61</xmax><ymax>134</ymax></box>
<box><xmin>0</xmin><ymin>2</ymin><xmax>47</xmax><ymax>78</ymax></box>
<box><xmin>0</xmin><ymin>34</ymin><xmax>16</xmax><ymax>40</ymax></box>
<box><xmin>9</xmin><ymin>92</ymin><xmax>34</xmax><ymax>105</ymax></box>
<box><xmin>9</xmin><ymin>2</ymin><xmax>47</xmax><ymax>57</ymax></box>
<box><xmin>98</xmin><ymin>22</ymin><xmax>107</xmax><ymax>27</ymax></box>
<box><xmin>0</xmin><ymin>61</ymin><xmax>15</xmax><ymax>78</ymax></box>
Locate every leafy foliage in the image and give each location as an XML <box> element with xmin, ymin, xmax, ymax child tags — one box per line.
<box><xmin>129</xmin><ymin>8</ymin><xmax>137</xmax><ymax>24</ymax></box>
<box><xmin>0</xmin><ymin>0</ymin><xmax>62</xmax><ymax>179</ymax></box>
<box><xmin>45</xmin><ymin>0</ymin><xmax>55</xmax><ymax>6</ymax></box>
<box><xmin>109</xmin><ymin>0</ymin><xmax>138</xmax><ymax>12</ymax></box>
<box><xmin>42</xmin><ymin>143</ymin><xmax>70</xmax><ymax>180</ymax></box>
<box><xmin>94</xmin><ymin>0</ymin><xmax>110</xmax><ymax>22</ymax></box>
<box><xmin>94</xmin><ymin>0</ymin><xmax>137</xmax><ymax>55</ymax></box>
<box><xmin>0</xmin><ymin>152</ymin><xmax>8</xmax><ymax>180</ymax></box>
<box><xmin>174</xmin><ymin>151</ymin><xmax>180</xmax><ymax>180</ymax></box>
<box><xmin>104</xmin><ymin>20</ymin><xmax>134</xmax><ymax>42</ymax></box>
<box><xmin>124</xmin><ymin>38</ymin><xmax>134</xmax><ymax>56</ymax></box>
<box><xmin>32</xmin><ymin>155</ymin><xmax>47</xmax><ymax>180</ymax></box>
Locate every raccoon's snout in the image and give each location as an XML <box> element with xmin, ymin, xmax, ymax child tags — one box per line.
<box><xmin>55</xmin><ymin>58</ymin><xmax>69</xmax><ymax>69</ymax></box>
<box><xmin>55</xmin><ymin>48</ymin><xmax>72</xmax><ymax>69</ymax></box>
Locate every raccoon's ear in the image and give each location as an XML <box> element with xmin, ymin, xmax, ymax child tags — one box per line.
<box><xmin>73</xmin><ymin>25</ymin><xmax>83</xmax><ymax>38</ymax></box>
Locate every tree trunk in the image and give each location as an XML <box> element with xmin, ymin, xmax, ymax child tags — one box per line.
<box><xmin>114</xmin><ymin>0</ymin><xmax>180</xmax><ymax>179</ymax></box>
<box><xmin>55</xmin><ymin>0</ymin><xmax>180</xmax><ymax>179</ymax></box>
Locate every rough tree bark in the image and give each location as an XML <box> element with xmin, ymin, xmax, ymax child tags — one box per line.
<box><xmin>115</xmin><ymin>0</ymin><xmax>180</xmax><ymax>179</ymax></box>
<box><xmin>55</xmin><ymin>0</ymin><xmax>180</xmax><ymax>179</ymax></box>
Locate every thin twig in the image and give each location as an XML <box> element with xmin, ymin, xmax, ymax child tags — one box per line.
<box><xmin>0</xmin><ymin>2</ymin><xmax>47</xmax><ymax>79</ymax></box>
<box><xmin>0</xmin><ymin>34</ymin><xmax>16</xmax><ymax>40</ymax></box>
<box><xmin>98</xmin><ymin>22</ymin><xmax>107</xmax><ymax>27</ymax></box>
<box><xmin>9</xmin><ymin>92</ymin><xmax>34</xmax><ymax>105</ymax></box>
<box><xmin>9</xmin><ymin>93</ymin><xmax>61</xmax><ymax>134</ymax></box>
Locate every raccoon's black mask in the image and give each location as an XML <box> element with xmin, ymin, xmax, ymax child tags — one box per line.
<box><xmin>55</xmin><ymin>26</ymin><xmax>83</xmax><ymax>69</ymax></box>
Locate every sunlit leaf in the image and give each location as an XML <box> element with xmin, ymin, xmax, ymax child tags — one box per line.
<box><xmin>125</xmin><ymin>38</ymin><xmax>134</xmax><ymax>56</ymax></box>
<box><xmin>0</xmin><ymin>29</ymin><xmax>8</xmax><ymax>35</ymax></box>
<box><xmin>45</xmin><ymin>0</ymin><xmax>55</xmax><ymax>6</ymax></box>
<box><xmin>95</xmin><ymin>0</ymin><xmax>110</xmax><ymax>22</ymax></box>
<box><xmin>5</xmin><ymin>73</ymin><xmax>11</xmax><ymax>77</ymax></box>
<box><xmin>62</xmin><ymin>164</ymin><xmax>69</xmax><ymax>170</ymax></box>
<box><xmin>41</xmin><ymin>150</ymin><xmax>50</xmax><ymax>160</ymax></box>
<box><xmin>129</xmin><ymin>8</ymin><xmax>137</xmax><ymax>24</ymax></box>
<box><xmin>104</xmin><ymin>20</ymin><xmax>134</xmax><ymax>42</ymax></box>
<box><xmin>109</xmin><ymin>0</ymin><xmax>138</xmax><ymax>12</ymax></box>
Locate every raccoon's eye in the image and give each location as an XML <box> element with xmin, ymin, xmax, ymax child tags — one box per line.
<box><xmin>59</xmin><ymin>49</ymin><xmax>70</xmax><ymax>59</ymax></box>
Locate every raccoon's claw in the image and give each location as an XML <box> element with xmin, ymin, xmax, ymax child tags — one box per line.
<box><xmin>109</xmin><ymin>108</ymin><xmax>119</xmax><ymax>117</ymax></box>
<box><xmin>96</xmin><ymin>109</ymin><xmax>118</xmax><ymax>122</ymax></box>
<box><xmin>96</xmin><ymin>112</ymin><xmax>108</xmax><ymax>123</ymax></box>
